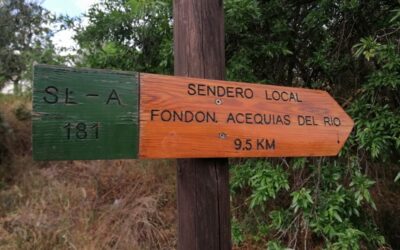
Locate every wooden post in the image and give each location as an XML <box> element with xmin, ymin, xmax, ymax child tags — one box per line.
<box><xmin>173</xmin><ymin>0</ymin><xmax>231</xmax><ymax>249</ymax></box>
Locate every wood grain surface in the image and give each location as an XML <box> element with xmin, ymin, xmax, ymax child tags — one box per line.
<box><xmin>139</xmin><ymin>73</ymin><xmax>354</xmax><ymax>158</ymax></box>
<box><xmin>33</xmin><ymin>64</ymin><xmax>139</xmax><ymax>160</ymax></box>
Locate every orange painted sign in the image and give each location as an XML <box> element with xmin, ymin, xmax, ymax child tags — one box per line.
<box><xmin>139</xmin><ymin>73</ymin><xmax>354</xmax><ymax>158</ymax></box>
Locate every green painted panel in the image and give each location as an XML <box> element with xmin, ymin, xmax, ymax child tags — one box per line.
<box><xmin>33</xmin><ymin>64</ymin><xmax>139</xmax><ymax>160</ymax></box>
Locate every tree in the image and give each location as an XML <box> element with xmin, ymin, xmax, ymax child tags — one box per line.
<box><xmin>0</xmin><ymin>0</ymin><xmax>62</xmax><ymax>93</ymax></box>
<box><xmin>74</xmin><ymin>0</ymin><xmax>173</xmax><ymax>74</ymax></box>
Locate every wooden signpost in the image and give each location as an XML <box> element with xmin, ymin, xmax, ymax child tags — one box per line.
<box><xmin>32</xmin><ymin>2</ymin><xmax>353</xmax><ymax>250</ymax></box>
<box><xmin>33</xmin><ymin>65</ymin><xmax>354</xmax><ymax>161</ymax></box>
<box><xmin>32</xmin><ymin>63</ymin><xmax>353</xmax><ymax>249</ymax></box>
<box><xmin>172</xmin><ymin>0</ymin><xmax>230</xmax><ymax>249</ymax></box>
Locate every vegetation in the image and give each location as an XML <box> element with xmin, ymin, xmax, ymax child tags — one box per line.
<box><xmin>1</xmin><ymin>0</ymin><xmax>400</xmax><ymax>249</ymax></box>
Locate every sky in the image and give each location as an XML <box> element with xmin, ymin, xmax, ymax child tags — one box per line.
<box><xmin>42</xmin><ymin>0</ymin><xmax>100</xmax><ymax>52</ymax></box>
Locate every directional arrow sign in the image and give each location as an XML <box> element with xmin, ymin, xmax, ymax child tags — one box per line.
<box><xmin>139</xmin><ymin>74</ymin><xmax>354</xmax><ymax>158</ymax></box>
<box><xmin>33</xmin><ymin>65</ymin><xmax>354</xmax><ymax>160</ymax></box>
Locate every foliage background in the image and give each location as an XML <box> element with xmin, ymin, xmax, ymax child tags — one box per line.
<box><xmin>1</xmin><ymin>0</ymin><xmax>400</xmax><ymax>249</ymax></box>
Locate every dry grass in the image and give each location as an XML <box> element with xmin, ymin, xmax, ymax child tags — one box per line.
<box><xmin>0</xmin><ymin>95</ymin><xmax>177</xmax><ymax>250</ymax></box>
<box><xmin>0</xmin><ymin>160</ymin><xmax>177</xmax><ymax>250</ymax></box>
